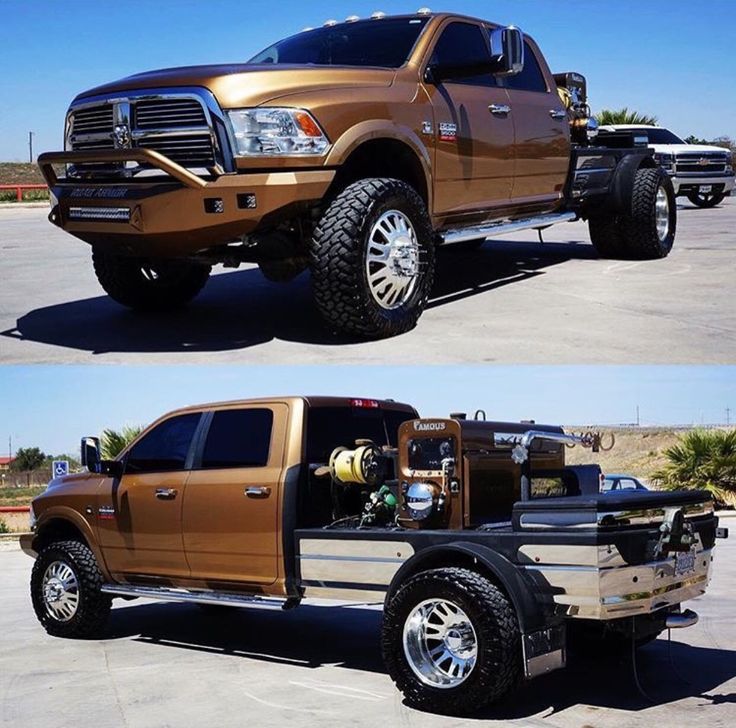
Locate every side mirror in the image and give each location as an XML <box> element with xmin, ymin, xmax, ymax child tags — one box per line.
<box><xmin>81</xmin><ymin>437</ymin><xmax>101</xmax><ymax>473</ymax></box>
<box><xmin>489</xmin><ymin>25</ymin><xmax>524</xmax><ymax>76</ymax></box>
<box><xmin>81</xmin><ymin>437</ymin><xmax>122</xmax><ymax>477</ymax></box>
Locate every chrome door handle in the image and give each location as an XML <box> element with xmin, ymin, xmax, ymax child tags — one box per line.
<box><xmin>549</xmin><ymin>109</ymin><xmax>567</xmax><ymax>120</ymax></box>
<box><xmin>489</xmin><ymin>104</ymin><xmax>511</xmax><ymax>116</ymax></box>
<box><xmin>245</xmin><ymin>486</ymin><xmax>271</xmax><ymax>498</ymax></box>
<box><xmin>155</xmin><ymin>488</ymin><xmax>178</xmax><ymax>500</ymax></box>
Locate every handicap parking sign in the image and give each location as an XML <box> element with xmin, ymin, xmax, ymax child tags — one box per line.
<box><xmin>52</xmin><ymin>460</ymin><xmax>69</xmax><ymax>478</ymax></box>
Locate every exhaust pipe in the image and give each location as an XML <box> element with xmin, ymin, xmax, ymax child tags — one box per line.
<box><xmin>666</xmin><ymin>608</ymin><xmax>699</xmax><ymax>629</ymax></box>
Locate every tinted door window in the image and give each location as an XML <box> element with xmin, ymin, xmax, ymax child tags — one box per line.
<box><xmin>125</xmin><ymin>413</ymin><xmax>201</xmax><ymax>473</ymax></box>
<box><xmin>504</xmin><ymin>42</ymin><xmax>547</xmax><ymax>92</ymax></box>
<box><xmin>200</xmin><ymin>409</ymin><xmax>274</xmax><ymax>469</ymax></box>
<box><xmin>430</xmin><ymin>22</ymin><xmax>496</xmax><ymax>87</ymax></box>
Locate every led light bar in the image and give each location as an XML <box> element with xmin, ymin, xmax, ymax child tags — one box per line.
<box><xmin>68</xmin><ymin>206</ymin><xmax>131</xmax><ymax>222</ymax></box>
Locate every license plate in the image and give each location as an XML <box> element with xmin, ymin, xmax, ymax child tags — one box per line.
<box><xmin>699</xmin><ymin>185</ymin><xmax>713</xmax><ymax>193</ymax></box>
<box><xmin>675</xmin><ymin>551</ymin><xmax>697</xmax><ymax>576</ymax></box>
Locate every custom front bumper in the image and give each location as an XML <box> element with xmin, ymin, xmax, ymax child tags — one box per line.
<box><xmin>38</xmin><ymin>149</ymin><xmax>335</xmax><ymax>258</ymax></box>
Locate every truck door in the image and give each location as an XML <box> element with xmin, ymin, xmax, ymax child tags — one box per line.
<box><xmin>182</xmin><ymin>403</ymin><xmax>287</xmax><ymax>585</ymax></box>
<box><xmin>426</xmin><ymin>20</ymin><xmax>514</xmax><ymax>218</ymax></box>
<box><xmin>96</xmin><ymin>411</ymin><xmax>202</xmax><ymax>579</ymax></box>
<box><xmin>503</xmin><ymin>38</ymin><xmax>571</xmax><ymax>207</ymax></box>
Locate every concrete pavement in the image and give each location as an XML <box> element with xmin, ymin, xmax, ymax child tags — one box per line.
<box><xmin>1</xmin><ymin>526</ymin><xmax>735</xmax><ymax>728</ymax></box>
<box><xmin>1</xmin><ymin>199</ymin><xmax>735</xmax><ymax>364</ymax></box>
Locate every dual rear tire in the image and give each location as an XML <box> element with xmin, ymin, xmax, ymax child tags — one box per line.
<box><xmin>589</xmin><ymin>166</ymin><xmax>676</xmax><ymax>260</ymax></box>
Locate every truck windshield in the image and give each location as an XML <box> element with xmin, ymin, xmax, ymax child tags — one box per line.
<box><xmin>635</xmin><ymin>128</ymin><xmax>686</xmax><ymax>145</ymax></box>
<box><xmin>249</xmin><ymin>17</ymin><xmax>429</xmax><ymax>68</ymax></box>
<box><xmin>306</xmin><ymin>406</ymin><xmax>415</xmax><ymax>462</ymax></box>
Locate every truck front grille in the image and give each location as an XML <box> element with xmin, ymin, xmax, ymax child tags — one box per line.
<box><xmin>68</xmin><ymin>95</ymin><xmax>217</xmax><ymax>176</ymax></box>
<box><xmin>675</xmin><ymin>152</ymin><xmax>728</xmax><ymax>175</ymax></box>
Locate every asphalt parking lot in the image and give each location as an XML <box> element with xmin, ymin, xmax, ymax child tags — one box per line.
<box><xmin>1</xmin><ymin>523</ymin><xmax>735</xmax><ymax>728</ymax></box>
<box><xmin>1</xmin><ymin>199</ymin><xmax>735</xmax><ymax>364</ymax></box>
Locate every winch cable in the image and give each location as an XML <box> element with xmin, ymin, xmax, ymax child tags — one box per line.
<box><xmin>630</xmin><ymin>619</ymin><xmax>656</xmax><ymax>704</ymax></box>
<box><xmin>666</xmin><ymin>627</ymin><xmax>692</xmax><ymax>684</ymax></box>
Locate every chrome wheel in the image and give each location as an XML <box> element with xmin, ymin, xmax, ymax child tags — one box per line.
<box><xmin>403</xmin><ymin>598</ymin><xmax>478</xmax><ymax>689</ymax></box>
<box><xmin>365</xmin><ymin>210</ymin><xmax>420</xmax><ymax>310</ymax></box>
<box><xmin>655</xmin><ymin>186</ymin><xmax>670</xmax><ymax>240</ymax></box>
<box><xmin>42</xmin><ymin>560</ymin><xmax>80</xmax><ymax>622</ymax></box>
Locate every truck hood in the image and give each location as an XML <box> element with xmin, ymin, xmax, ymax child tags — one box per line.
<box><xmin>648</xmin><ymin>143</ymin><xmax>731</xmax><ymax>155</ymax></box>
<box><xmin>75</xmin><ymin>64</ymin><xmax>396</xmax><ymax>108</ymax></box>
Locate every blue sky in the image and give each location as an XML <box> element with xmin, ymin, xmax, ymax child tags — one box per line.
<box><xmin>1</xmin><ymin>366</ymin><xmax>734</xmax><ymax>456</ymax></box>
<box><xmin>1</xmin><ymin>0</ymin><xmax>734</xmax><ymax>161</ymax></box>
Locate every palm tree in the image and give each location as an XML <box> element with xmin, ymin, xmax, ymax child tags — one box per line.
<box><xmin>101</xmin><ymin>425</ymin><xmax>144</xmax><ymax>459</ymax></box>
<box><xmin>595</xmin><ymin>108</ymin><xmax>659</xmax><ymax>126</ymax></box>
<box><xmin>651</xmin><ymin>429</ymin><xmax>736</xmax><ymax>507</ymax></box>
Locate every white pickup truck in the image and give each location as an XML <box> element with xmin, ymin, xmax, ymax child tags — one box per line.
<box><xmin>599</xmin><ymin>125</ymin><xmax>734</xmax><ymax>208</ymax></box>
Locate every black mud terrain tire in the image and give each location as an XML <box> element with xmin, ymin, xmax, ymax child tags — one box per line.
<box><xmin>92</xmin><ymin>247</ymin><xmax>211</xmax><ymax>311</ymax></box>
<box><xmin>589</xmin><ymin>166</ymin><xmax>676</xmax><ymax>259</ymax></box>
<box><xmin>687</xmin><ymin>189</ymin><xmax>726</xmax><ymax>208</ymax></box>
<box><xmin>382</xmin><ymin>567</ymin><xmax>521</xmax><ymax>716</ymax></box>
<box><xmin>310</xmin><ymin>178</ymin><xmax>435</xmax><ymax>339</ymax></box>
<box><xmin>30</xmin><ymin>540</ymin><xmax>112</xmax><ymax>638</ymax></box>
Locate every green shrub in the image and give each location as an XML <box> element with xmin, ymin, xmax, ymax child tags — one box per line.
<box><xmin>651</xmin><ymin>429</ymin><xmax>736</xmax><ymax>507</ymax></box>
<box><xmin>0</xmin><ymin>519</ymin><xmax>9</xmax><ymax>534</ymax></box>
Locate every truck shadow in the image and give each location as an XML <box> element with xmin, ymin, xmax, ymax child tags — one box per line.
<box><xmin>4</xmin><ymin>240</ymin><xmax>593</xmax><ymax>354</ymax></box>
<box><xmin>107</xmin><ymin>601</ymin><xmax>736</xmax><ymax>718</ymax></box>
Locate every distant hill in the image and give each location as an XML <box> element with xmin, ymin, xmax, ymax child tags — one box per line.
<box><xmin>0</xmin><ymin>162</ymin><xmax>46</xmax><ymax>185</ymax></box>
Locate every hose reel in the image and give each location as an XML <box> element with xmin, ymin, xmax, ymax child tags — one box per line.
<box><xmin>328</xmin><ymin>440</ymin><xmax>383</xmax><ymax>486</ymax></box>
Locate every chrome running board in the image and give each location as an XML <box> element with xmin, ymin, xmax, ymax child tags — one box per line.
<box><xmin>101</xmin><ymin>583</ymin><xmax>292</xmax><ymax>610</ymax></box>
<box><xmin>439</xmin><ymin>211</ymin><xmax>577</xmax><ymax>246</ymax></box>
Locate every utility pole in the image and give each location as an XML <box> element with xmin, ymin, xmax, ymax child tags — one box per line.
<box><xmin>727</xmin><ymin>407</ymin><xmax>732</xmax><ymax>426</ymax></box>
<box><xmin>28</xmin><ymin>131</ymin><xmax>34</xmax><ymax>163</ymax></box>
<box><xmin>636</xmin><ymin>405</ymin><xmax>640</xmax><ymax>427</ymax></box>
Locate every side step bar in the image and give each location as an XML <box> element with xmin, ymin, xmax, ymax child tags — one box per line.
<box><xmin>439</xmin><ymin>211</ymin><xmax>577</xmax><ymax>246</ymax></box>
<box><xmin>101</xmin><ymin>583</ymin><xmax>296</xmax><ymax>610</ymax></box>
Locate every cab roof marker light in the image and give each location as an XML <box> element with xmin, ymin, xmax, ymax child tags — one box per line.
<box><xmin>371</xmin><ymin>11</ymin><xmax>386</xmax><ymax>19</ymax></box>
<box><xmin>417</xmin><ymin>7</ymin><xmax>432</xmax><ymax>15</ymax></box>
<box><xmin>324</xmin><ymin>19</ymin><xmax>338</xmax><ymax>27</ymax></box>
<box><xmin>301</xmin><ymin>26</ymin><xmax>314</xmax><ymax>32</ymax></box>
<box><xmin>345</xmin><ymin>15</ymin><xmax>360</xmax><ymax>22</ymax></box>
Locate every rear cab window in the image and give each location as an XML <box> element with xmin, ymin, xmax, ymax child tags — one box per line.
<box><xmin>199</xmin><ymin>408</ymin><xmax>274</xmax><ymax>469</ymax></box>
<box><xmin>502</xmin><ymin>40</ymin><xmax>548</xmax><ymax>93</ymax></box>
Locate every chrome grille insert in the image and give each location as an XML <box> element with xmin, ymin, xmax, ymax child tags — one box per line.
<box><xmin>68</xmin><ymin>93</ymin><xmax>218</xmax><ymax>175</ymax></box>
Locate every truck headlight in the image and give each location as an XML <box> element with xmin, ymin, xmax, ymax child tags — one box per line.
<box><xmin>654</xmin><ymin>152</ymin><xmax>675</xmax><ymax>172</ymax></box>
<box><xmin>726</xmin><ymin>151</ymin><xmax>733</xmax><ymax>174</ymax></box>
<box><xmin>226</xmin><ymin>108</ymin><xmax>330</xmax><ymax>157</ymax></box>
<box><xmin>29</xmin><ymin>504</ymin><xmax>37</xmax><ymax>531</ymax></box>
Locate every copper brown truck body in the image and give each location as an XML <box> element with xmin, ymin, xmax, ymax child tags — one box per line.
<box><xmin>38</xmin><ymin>12</ymin><xmax>676</xmax><ymax>339</ymax></box>
<box><xmin>22</xmin><ymin>396</ymin><xmax>725</xmax><ymax>714</ymax></box>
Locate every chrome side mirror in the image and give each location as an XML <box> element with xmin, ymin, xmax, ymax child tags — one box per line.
<box><xmin>81</xmin><ymin>436</ymin><xmax>101</xmax><ymax>473</ymax></box>
<box><xmin>489</xmin><ymin>25</ymin><xmax>525</xmax><ymax>76</ymax></box>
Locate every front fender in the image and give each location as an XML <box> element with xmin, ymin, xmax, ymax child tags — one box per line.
<box><xmin>34</xmin><ymin>506</ymin><xmax>111</xmax><ymax>581</ymax></box>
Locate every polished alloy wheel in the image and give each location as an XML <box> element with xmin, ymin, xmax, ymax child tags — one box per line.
<box><xmin>655</xmin><ymin>186</ymin><xmax>670</xmax><ymax>240</ymax></box>
<box><xmin>402</xmin><ymin>598</ymin><xmax>478</xmax><ymax>688</ymax></box>
<box><xmin>365</xmin><ymin>210</ymin><xmax>420</xmax><ymax>309</ymax></box>
<box><xmin>42</xmin><ymin>560</ymin><xmax>80</xmax><ymax>622</ymax></box>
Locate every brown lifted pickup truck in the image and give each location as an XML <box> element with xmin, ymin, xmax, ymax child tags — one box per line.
<box><xmin>23</xmin><ymin>397</ymin><xmax>726</xmax><ymax>716</ymax></box>
<box><xmin>39</xmin><ymin>10</ymin><xmax>676</xmax><ymax>339</ymax></box>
